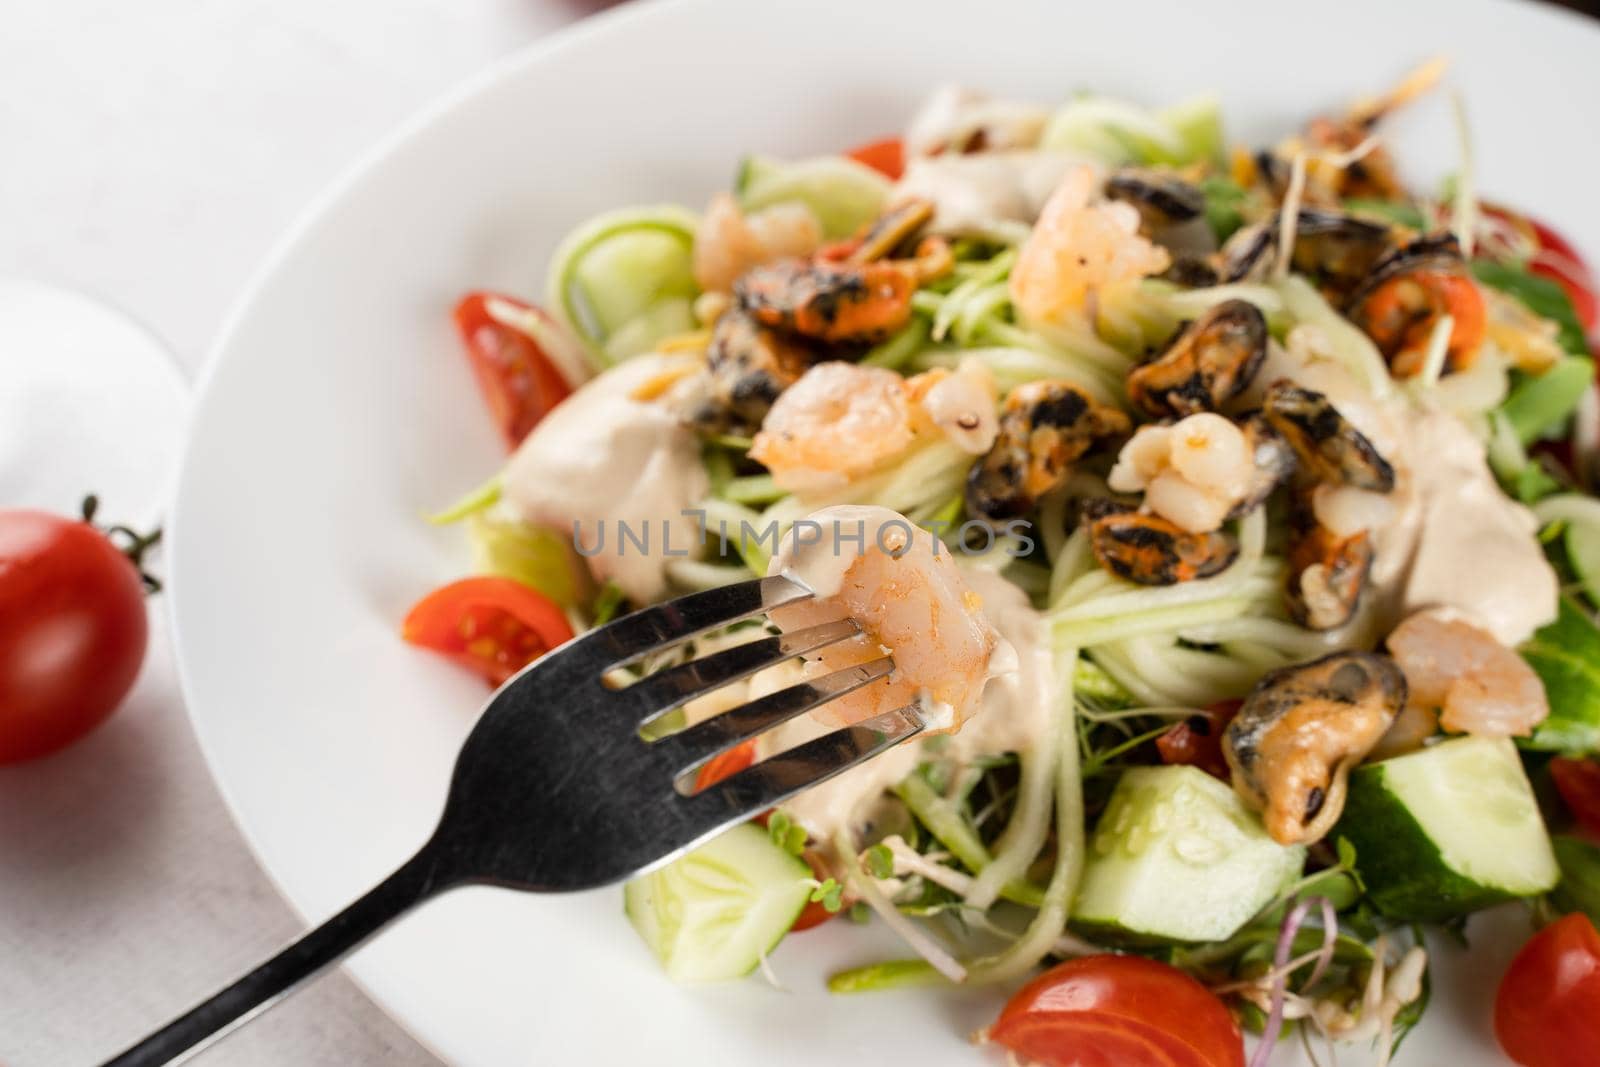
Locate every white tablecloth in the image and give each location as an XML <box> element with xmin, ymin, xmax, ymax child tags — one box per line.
<box><xmin>0</xmin><ymin>3</ymin><xmax>596</xmax><ymax>1063</ymax></box>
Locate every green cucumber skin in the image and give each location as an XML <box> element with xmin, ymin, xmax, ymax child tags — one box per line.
<box><xmin>1521</xmin><ymin>597</ymin><xmax>1600</xmax><ymax>753</ymax></box>
<box><xmin>1500</xmin><ymin>356</ymin><xmax>1596</xmax><ymax>445</ymax></box>
<box><xmin>1072</xmin><ymin>766</ymin><xmax>1304</xmax><ymax>943</ymax></box>
<box><xmin>1337</xmin><ymin>761</ymin><xmax>1523</xmax><ymax>921</ymax></box>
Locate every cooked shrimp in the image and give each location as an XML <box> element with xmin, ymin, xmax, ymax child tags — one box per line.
<box><xmin>1386</xmin><ymin>611</ymin><xmax>1549</xmax><ymax>737</ymax></box>
<box><xmin>912</xmin><ymin>357</ymin><xmax>999</xmax><ymax>455</ymax></box>
<box><xmin>767</xmin><ymin>505</ymin><xmax>1010</xmax><ymax>732</ymax></box>
<box><xmin>1010</xmin><ymin>164</ymin><xmax>1171</xmax><ymax>323</ymax></box>
<box><xmin>693</xmin><ymin>193</ymin><xmax>824</xmax><ymax>294</ymax></box>
<box><xmin>1107</xmin><ymin>413</ymin><xmax>1255</xmax><ymax>533</ymax></box>
<box><xmin>1368</xmin><ymin>701</ymin><xmax>1439</xmax><ymax>762</ymax></box>
<box><xmin>750</xmin><ymin>362</ymin><xmax>921</xmax><ymax>495</ymax></box>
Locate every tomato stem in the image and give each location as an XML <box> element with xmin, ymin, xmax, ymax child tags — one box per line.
<box><xmin>81</xmin><ymin>493</ymin><xmax>164</xmax><ymax>595</ymax></box>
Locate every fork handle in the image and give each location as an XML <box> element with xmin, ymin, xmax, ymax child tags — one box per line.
<box><xmin>98</xmin><ymin>845</ymin><xmax>456</xmax><ymax>1067</ymax></box>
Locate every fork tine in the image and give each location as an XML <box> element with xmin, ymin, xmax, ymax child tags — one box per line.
<box><xmin>578</xmin><ymin>575</ymin><xmax>809</xmax><ymax>669</ymax></box>
<box><xmin>655</xmin><ymin>656</ymin><xmax>895</xmax><ymax>779</ymax></box>
<box><xmin>678</xmin><ymin>704</ymin><xmax>926</xmax><ymax>822</ymax></box>
<box><xmin>627</xmin><ymin>620</ymin><xmax>862</xmax><ymax>727</ymax></box>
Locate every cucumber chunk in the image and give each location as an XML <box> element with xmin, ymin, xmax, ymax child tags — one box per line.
<box><xmin>1336</xmin><ymin>736</ymin><xmax>1559</xmax><ymax>921</ymax></box>
<box><xmin>1498</xmin><ymin>356</ymin><xmax>1595</xmax><ymax>445</ymax></box>
<box><xmin>1566</xmin><ymin>522</ymin><xmax>1600</xmax><ymax>609</ymax></box>
<box><xmin>624</xmin><ymin>823</ymin><xmax>811</xmax><ymax>983</ymax></box>
<box><xmin>1040</xmin><ymin>94</ymin><xmax>1220</xmax><ymax>167</ymax></box>
<box><xmin>1520</xmin><ymin>597</ymin><xmax>1600</xmax><ymax>753</ymax></box>
<box><xmin>466</xmin><ymin>512</ymin><xmax>589</xmax><ymax>609</ymax></box>
<box><xmin>1073</xmin><ymin>765</ymin><xmax>1305</xmax><ymax>943</ymax></box>
<box><xmin>1156</xmin><ymin>94</ymin><xmax>1225</xmax><ymax>168</ymax></box>
<box><xmin>544</xmin><ymin>205</ymin><xmax>700</xmax><ymax>367</ymax></box>
<box><xmin>736</xmin><ymin>154</ymin><xmax>890</xmax><ymax>239</ymax></box>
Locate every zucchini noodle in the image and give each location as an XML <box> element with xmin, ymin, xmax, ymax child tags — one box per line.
<box><xmin>956</xmin><ymin>646</ymin><xmax>1085</xmax><ymax>984</ymax></box>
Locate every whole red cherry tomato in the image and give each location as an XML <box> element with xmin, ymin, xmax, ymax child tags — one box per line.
<box><xmin>1495</xmin><ymin>913</ymin><xmax>1600</xmax><ymax>1067</ymax></box>
<box><xmin>0</xmin><ymin>503</ymin><xmax>152</xmax><ymax>763</ymax></box>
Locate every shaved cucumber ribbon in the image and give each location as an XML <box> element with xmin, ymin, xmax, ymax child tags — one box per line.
<box><xmin>545</xmin><ymin>205</ymin><xmax>701</xmax><ymax>369</ymax></box>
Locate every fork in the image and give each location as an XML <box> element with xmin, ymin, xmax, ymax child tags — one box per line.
<box><xmin>97</xmin><ymin>574</ymin><xmax>922</xmax><ymax>1067</ymax></box>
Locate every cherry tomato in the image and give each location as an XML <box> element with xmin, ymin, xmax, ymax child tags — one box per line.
<box><xmin>1482</xmin><ymin>206</ymin><xmax>1598</xmax><ymax>337</ymax></box>
<box><xmin>790</xmin><ymin>850</ymin><xmax>841</xmax><ymax>933</ymax></box>
<box><xmin>0</xmin><ymin>509</ymin><xmax>149</xmax><ymax>764</ymax></box>
<box><xmin>453</xmin><ymin>292</ymin><xmax>573</xmax><ymax>450</ymax></box>
<box><xmin>990</xmin><ymin>955</ymin><xmax>1244</xmax><ymax>1067</ymax></box>
<box><xmin>1528</xmin><ymin>219</ymin><xmax>1599</xmax><ymax>336</ymax></box>
<box><xmin>402</xmin><ymin>577</ymin><xmax>574</xmax><ymax>686</ymax></box>
<box><xmin>844</xmin><ymin>137</ymin><xmax>905</xmax><ymax>181</ymax></box>
<box><xmin>1156</xmin><ymin>701</ymin><xmax>1240</xmax><ymax>781</ymax></box>
<box><xmin>1495</xmin><ymin>913</ymin><xmax>1600</xmax><ymax>1067</ymax></box>
<box><xmin>1551</xmin><ymin>757</ymin><xmax>1600</xmax><ymax>839</ymax></box>
<box><xmin>693</xmin><ymin>738</ymin><xmax>756</xmax><ymax>791</ymax></box>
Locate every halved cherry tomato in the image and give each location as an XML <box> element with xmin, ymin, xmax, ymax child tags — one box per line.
<box><xmin>991</xmin><ymin>955</ymin><xmax>1245</xmax><ymax>1067</ymax></box>
<box><xmin>453</xmin><ymin>292</ymin><xmax>573</xmax><ymax>450</ymax></box>
<box><xmin>1528</xmin><ymin>219</ymin><xmax>1598</xmax><ymax>336</ymax></box>
<box><xmin>693</xmin><ymin>739</ymin><xmax>757</xmax><ymax>791</ymax></box>
<box><xmin>1482</xmin><ymin>206</ymin><xmax>1598</xmax><ymax>338</ymax></box>
<box><xmin>1551</xmin><ymin>757</ymin><xmax>1600</xmax><ymax>840</ymax></box>
<box><xmin>1156</xmin><ymin>701</ymin><xmax>1241</xmax><ymax>781</ymax></box>
<box><xmin>791</xmin><ymin>850</ymin><xmax>841</xmax><ymax>932</ymax></box>
<box><xmin>1495</xmin><ymin>913</ymin><xmax>1600</xmax><ymax>1067</ymax></box>
<box><xmin>845</xmin><ymin>137</ymin><xmax>905</xmax><ymax>181</ymax></box>
<box><xmin>402</xmin><ymin>577</ymin><xmax>574</xmax><ymax>686</ymax></box>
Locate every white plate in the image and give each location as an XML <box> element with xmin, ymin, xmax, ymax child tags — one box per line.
<box><xmin>168</xmin><ymin>0</ymin><xmax>1600</xmax><ymax>1063</ymax></box>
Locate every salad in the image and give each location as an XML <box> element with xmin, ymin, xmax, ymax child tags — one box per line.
<box><xmin>402</xmin><ymin>61</ymin><xmax>1600</xmax><ymax>1067</ymax></box>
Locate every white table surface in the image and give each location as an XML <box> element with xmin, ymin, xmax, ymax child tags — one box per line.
<box><xmin>0</xmin><ymin>3</ymin><xmax>603</xmax><ymax>1063</ymax></box>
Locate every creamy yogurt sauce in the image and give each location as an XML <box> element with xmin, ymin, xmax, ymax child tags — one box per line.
<box><xmin>1242</xmin><ymin>331</ymin><xmax>1558</xmax><ymax>646</ymax></box>
<box><xmin>903</xmin><ymin>85</ymin><xmax>1049</xmax><ymax>158</ymax></box>
<box><xmin>894</xmin><ymin>151</ymin><xmax>1095</xmax><ymax>236</ymax></box>
<box><xmin>500</xmin><ymin>352</ymin><xmax>708</xmax><ymax>604</ymax></box>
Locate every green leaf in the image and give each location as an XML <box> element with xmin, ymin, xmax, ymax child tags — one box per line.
<box><xmin>863</xmin><ymin>843</ymin><xmax>895</xmax><ymax>880</ymax></box>
<box><xmin>1200</xmin><ymin>176</ymin><xmax>1248</xmax><ymax>243</ymax></box>
<box><xmin>1499</xmin><ymin>357</ymin><xmax>1597</xmax><ymax>446</ymax></box>
<box><xmin>1550</xmin><ymin>834</ymin><xmax>1600</xmax><ymax>923</ymax></box>
<box><xmin>425</xmin><ymin>476</ymin><xmax>502</xmax><ymax>525</ymax></box>
<box><xmin>1343</xmin><ymin>197</ymin><xmax>1428</xmax><ymax>230</ymax></box>
<box><xmin>809</xmin><ymin>878</ymin><xmax>844</xmax><ymax>912</ymax></box>
<box><xmin>1473</xmin><ymin>259</ymin><xmax>1593</xmax><ymax>358</ymax></box>
<box><xmin>591</xmin><ymin>581</ymin><xmax>626</xmax><ymax>626</ymax></box>
<box><xmin>767</xmin><ymin>811</ymin><xmax>807</xmax><ymax>855</ymax></box>
<box><xmin>827</xmin><ymin>959</ymin><xmax>945</xmax><ymax>994</ymax></box>
<box><xmin>1520</xmin><ymin>597</ymin><xmax>1600</xmax><ymax>753</ymax></box>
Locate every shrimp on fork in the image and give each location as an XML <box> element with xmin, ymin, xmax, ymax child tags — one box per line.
<box><xmin>767</xmin><ymin>505</ymin><xmax>1012</xmax><ymax>732</ymax></box>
